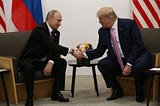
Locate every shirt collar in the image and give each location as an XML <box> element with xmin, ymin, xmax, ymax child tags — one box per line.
<box><xmin>112</xmin><ymin>19</ymin><xmax>118</xmax><ymax>30</ymax></box>
<box><xmin>46</xmin><ymin>21</ymin><xmax>52</xmax><ymax>34</ymax></box>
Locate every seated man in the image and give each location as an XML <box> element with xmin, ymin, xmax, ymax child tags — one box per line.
<box><xmin>18</xmin><ymin>10</ymin><xmax>75</xmax><ymax>106</ymax></box>
<box><xmin>74</xmin><ymin>7</ymin><xmax>151</xmax><ymax>102</ymax></box>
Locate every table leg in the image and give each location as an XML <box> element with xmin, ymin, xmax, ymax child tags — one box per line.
<box><xmin>92</xmin><ymin>66</ymin><xmax>99</xmax><ymax>97</ymax></box>
<box><xmin>71</xmin><ymin>66</ymin><xmax>76</xmax><ymax>97</ymax></box>
<box><xmin>147</xmin><ymin>73</ymin><xmax>154</xmax><ymax>106</ymax></box>
<box><xmin>1</xmin><ymin>74</ymin><xmax>9</xmax><ymax>106</ymax></box>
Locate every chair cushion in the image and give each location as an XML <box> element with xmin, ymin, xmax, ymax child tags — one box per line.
<box><xmin>15</xmin><ymin>69</ymin><xmax>52</xmax><ymax>83</ymax></box>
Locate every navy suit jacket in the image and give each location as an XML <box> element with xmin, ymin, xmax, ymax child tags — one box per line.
<box><xmin>86</xmin><ymin>18</ymin><xmax>148</xmax><ymax>65</ymax></box>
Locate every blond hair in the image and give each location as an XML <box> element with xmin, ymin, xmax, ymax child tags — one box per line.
<box><xmin>97</xmin><ymin>7</ymin><xmax>117</xmax><ymax>19</ymax></box>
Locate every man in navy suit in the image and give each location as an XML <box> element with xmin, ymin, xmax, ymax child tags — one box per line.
<box><xmin>18</xmin><ymin>10</ymin><xmax>75</xmax><ymax>106</ymax></box>
<box><xmin>75</xmin><ymin>7</ymin><xmax>151</xmax><ymax>102</ymax></box>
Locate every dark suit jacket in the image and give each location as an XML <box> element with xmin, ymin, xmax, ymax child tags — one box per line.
<box><xmin>19</xmin><ymin>22</ymin><xmax>69</xmax><ymax>62</ymax></box>
<box><xmin>86</xmin><ymin>18</ymin><xmax>148</xmax><ymax>65</ymax></box>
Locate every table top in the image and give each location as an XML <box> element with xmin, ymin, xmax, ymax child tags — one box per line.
<box><xmin>68</xmin><ymin>59</ymin><xmax>99</xmax><ymax>67</ymax></box>
<box><xmin>148</xmin><ymin>68</ymin><xmax>160</xmax><ymax>74</ymax></box>
<box><xmin>0</xmin><ymin>68</ymin><xmax>9</xmax><ymax>73</ymax></box>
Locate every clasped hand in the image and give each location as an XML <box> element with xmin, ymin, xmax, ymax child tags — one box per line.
<box><xmin>72</xmin><ymin>51</ymin><xmax>85</xmax><ymax>59</ymax></box>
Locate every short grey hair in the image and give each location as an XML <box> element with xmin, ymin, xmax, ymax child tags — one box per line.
<box><xmin>97</xmin><ymin>7</ymin><xmax>117</xmax><ymax>19</ymax></box>
<box><xmin>46</xmin><ymin>10</ymin><xmax>59</xmax><ymax>20</ymax></box>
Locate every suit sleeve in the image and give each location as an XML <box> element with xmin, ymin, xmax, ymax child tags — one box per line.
<box><xmin>126</xmin><ymin>21</ymin><xmax>146</xmax><ymax>64</ymax></box>
<box><xmin>86</xmin><ymin>28</ymin><xmax>107</xmax><ymax>60</ymax></box>
<box><xmin>32</xmin><ymin>27</ymin><xmax>69</xmax><ymax>56</ymax></box>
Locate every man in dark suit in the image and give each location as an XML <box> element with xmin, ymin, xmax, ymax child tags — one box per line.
<box><xmin>75</xmin><ymin>7</ymin><xmax>151</xmax><ymax>102</ymax></box>
<box><xmin>18</xmin><ymin>10</ymin><xmax>75</xmax><ymax>106</ymax></box>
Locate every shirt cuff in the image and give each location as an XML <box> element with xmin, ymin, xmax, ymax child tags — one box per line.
<box><xmin>68</xmin><ymin>48</ymin><xmax>74</xmax><ymax>55</ymax></box>
<box><xmin>127</xmin><ymin>63</ymin><xmax>132</xmax><ymax>67</ymax></box>
<box><xmin>48</xmin><ymin>60</ymin><xmax>54</xmax><ymax>64</ymax></box>
<box><xmin>83</xmin><ymin>52</ymin><xmax>88</xmax><ymax>58</ymax></box>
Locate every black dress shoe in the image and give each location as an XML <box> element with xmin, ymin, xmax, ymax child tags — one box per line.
<box><xmin>136</xmin><ymin>91</ymin><xmax>145</xmax><ymax>102</ymax></box>
<box><xmin>25</xmin><ymin>97</ymin><xmax>33</xmax><ymax>106</ymax></box>
<box><xmin>51</xmin><ymin>92</ymin><xmax>69</xmax><ymax>102</ymax></box>
<box><xmin>107</xmin><ymin>89</ymin><xmax>124</xmax><ymax>100</ymax></box>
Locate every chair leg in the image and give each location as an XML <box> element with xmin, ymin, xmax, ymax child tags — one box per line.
<box><xmin>1</xmin><ymin>74</ymin><xmax>9</xmax><ymax>106</ymax></box>
<box><xmin>71</xmin><ymin>66</ymin><xmax>76</xmax><ymax>97</ymax></box>
<box><xmin>92</xmin><ymin>66</ymin><xmax>99</xmax><ymax>97</ymax></box>
<box><xmin>147</xmin><ymin>73</ymin><xmax>154</xmax><ymax>106</ymax></box>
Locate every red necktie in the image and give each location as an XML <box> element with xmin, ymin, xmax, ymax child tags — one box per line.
<box><xmin>110</xmin><ymin>28</ymin><xmax>124</xmax><ymax>70</ymax></box>
<box><xmin>51</xmin><ymin>30</ymin><xmax>55</xmax><ymax>41</ymax></box>
<box><xmin>48</xmin><ymin>31</ymin><xmax>55</xmax><ymax>58</ymax></box>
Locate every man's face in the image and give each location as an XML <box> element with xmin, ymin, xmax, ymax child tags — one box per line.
<box><xmin>49</xmin><ymin>12</ymin><xmax>62</xmax><ymax>30</ymax></box>
<box><xmin>98</xmin><ymin>16</ymin><xmax>112</xmax><ymax>28</ymax></box>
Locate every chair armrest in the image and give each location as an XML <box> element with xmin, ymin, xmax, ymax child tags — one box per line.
<box><xmin>0</xmin><ymin>56</ymin><xmax>15</xmax><ymax>69</ymax></box>
<box><xmin>151</xmin><ymin>52</ymin><xmax>160</xmax><ymax>67</ymax></box>
<box><xmin>0</xmin><ymin>56</ymin><xmax>18</xmax><ymax>104</ymax></box>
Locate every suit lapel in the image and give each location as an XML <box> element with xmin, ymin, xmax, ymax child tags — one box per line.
<box><xmin>117</xmin><ymin>19</ymin><xmax>125</xmax><ymax>47</ymax></box>
<box><xmin>54</xmin><ymin>30</ymin><xmax>60</xmax><ymax>44</ymax></box>
<box><xmin>43</xmin><ymin>22</ymin><xmax>50</xmax><ymax>37</ymax></box>
<box><xmin>104</xmin><ymin>28</ymin><xmax>115</xmax><ymax>57</ymax></box>
<box><xmin>43</xmin><ymin>23</ymin><xmax>60</xmax><ymax>44</ymax></box>
<box><xmin>117</xmin><ymin>19</ymin><xmax>127</xmax><ymax>55</ymax></box>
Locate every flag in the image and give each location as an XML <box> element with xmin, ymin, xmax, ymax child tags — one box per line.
<box><xmin>132</xmin><ymin>0</ymin><xmax>160</xmax><ymax>28</ymax></box>
<box><xmin>12</xmin><ymin>0</ymin><xmax>43</xmax><ymax>31</ymax></box>
<box><xmin>0</xmin><ymin>0</ymin><xmax>6</xmax><ymax>33</ymax></box>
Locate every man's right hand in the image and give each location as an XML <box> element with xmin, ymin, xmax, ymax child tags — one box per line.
<box><xmin>122</xmin><ymin>64</ymin><xmax>132</xmax><ymax>76</ymax></box>
<box><xmin>73</xmin><ymin>51</ymin><xmax>85</xmax><ymax>59</ymax></box>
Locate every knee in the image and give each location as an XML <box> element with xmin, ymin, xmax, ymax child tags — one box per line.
<box><xmin>60</xmin><ymin>58</ymin><xmax>67</xmax><ymax>67</ymax></box>
<box><xmin>97</xmin><ymin>60</ymin><xmax>109</xmax><ymax>73</ymax></box>
<box><xmin>21</xmin><ymin>62</ymin><xmax>34</xmax><ymax>72</ymax></box>
<box><xmin>131</xmin><ymin>66</ymin><xmax>146</xmax><ymax>77</ymax></box>
<box><xmin>132</xmin><ymin>64</ymin><xmax>147</xmax><ymax>74</ymax></box>
<box><xmin>54</xmin><ymin>58</ymin><xmax>67</xmax><ymax>71</ymax></box>
<box><xmin>97</xmin><ymin>61</ymin><xmax>104</xmax><ymax>72</ymax></box>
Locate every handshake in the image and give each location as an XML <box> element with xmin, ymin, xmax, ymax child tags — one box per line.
<box><xmin>69</xmin><ymin>43</ymin><xmax>90</xmax><ymax>59</ymax></box>
<box><xmin>69</xmin><ymin>49</ymin><xmax>85</xmax><ymax>59</ymax></box>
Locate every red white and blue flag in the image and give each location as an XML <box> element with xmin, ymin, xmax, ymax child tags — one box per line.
<box><xmin>0</xmin><ymin>0</ymin><xmax>43</xmax><ymax>32</ymax></box>
<box><xmin>0</xmin><ymin>0</ymin><xmax>6</xmax><ymax>33</ymax></box>
<box><xmin>132</xmin><ymin>0</ymin><xmax>160</xmax><ymax>28</ymax></box>
<box><xmin>12</xmin><ymin>0</ymin><xmax>43</xmax><ymax>31</ymax></box>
